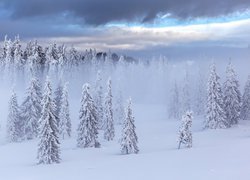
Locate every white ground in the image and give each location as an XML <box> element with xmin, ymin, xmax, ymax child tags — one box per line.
<box><xmin>1</xmin><ymin>104</ymin><xmax>250</xmax><ymax>180</ymax></box>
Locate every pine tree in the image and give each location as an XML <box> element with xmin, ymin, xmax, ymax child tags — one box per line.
<box><xmin>59</xmin><ymin>82</ymin><xmax>71</xmax><ymax>139</ymax></box>
<box><xmin>103</xmin><ymin>78</ymin><xmax>115</xmax><ymax>141</ymax></box>
<box><xmin>177</xmin><ymin>111</ymin><xmax>193</xmax><ymax>149</ymax></box>
<box><xmin>241</xmin><ymin>75</ymin><xmax>250</xmax><ymax>120</ymax></box>
<box><xmin>37</xmin><ymin>77</ymin><xmax>60</xmax><ymax>164</ymax></box>
<box><xmin>77</xmin><ymin>83</ymin><xmax>100</xmax><ymax>148</ymax></box>
<box><xmin>223</xmin><ymin>63</ymin><xmax>241</xmax><ymax>126</ymax></box>
<box><xmin>6</xmin><ymin>90</ymin><xmax>21</xmax><ymax>142</ymax></box>
<box><xmin>120</xmin><ymin>98</ymin><xmax>139</xmax><ymax>154</ymax></box>
<box><xmin>21</xmin><ymin>77</ymin><xmax>42</xmax><ymax>140</ymax></box>
<box><xmin>205</xmin><ymin>63</ymin><xmax>228</xmax><ymax>129</ymax></box>
<box><xmin>94</xmin><ymin>70</ymin><xmax>104</xmax><ymax>129</ymax></box>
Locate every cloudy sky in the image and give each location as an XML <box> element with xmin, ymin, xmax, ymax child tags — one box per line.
<box><xmin>0</xmin><ymin>0</ymin><xmax>250</xmax><ymax>58</ymax></box>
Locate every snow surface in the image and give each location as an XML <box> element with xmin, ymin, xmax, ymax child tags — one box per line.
<box><xmin>1</xmin><ymin>103</ymin><xmax>250</xmax><ymax>180</ymax></box>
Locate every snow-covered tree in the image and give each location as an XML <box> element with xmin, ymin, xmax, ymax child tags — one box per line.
<box><xmin>37</xmin><ymin>77</ymin><xmax>60</xmax><ymax>164</ymax></box>
<box><xmin>21</xmin><ymin>77</ymin><xmax>42</xmax><ymax>140</ymax></box>
<box><xmin>241</xmin><ymin>75</ymin><xmax>250</xmax><ymax>120</ymax></box>
<box><xmin>54</xmin><ymin>80</ymin><xmax>63</xmax><ymax>127</ymax></box>
<box><xmin>114</xmin><ymin>89</ymin><xmax>125</xmax><ymax>125</ymax></box>
<box><xmin>223</xmin><ymin>63</ymin><xmax>241</xmax><ymax>126</ymax></box>
<box><xmin>120</xmin><ymin>98</ymin><xmax>139</xmax><ymax>155</ymax></box>
<box><xmin>94</xmin><ymin>70</ymin><xmax>104</xmax><ymax>129</ymax></box>
<box><xmin>205</xmin><ymin>63</ymin><xmax>228</xmax><ymax>129</ymax></box>
<box><xmin>77</xmin><ymin>83</ymin><xmax>100</xmax><ymax>148</ymax></box>
<box><xmin>103</xmin><ymin>78</ymin><xmax>115</xmax><ymax>141</ymax></box>
<box><xmin>177</xmin><ymin>111</ymin><xmax>193</xmax><ymax>149</ymax></box>
<box><xmin>6</xmin><ymin>90</ymin><xmax>21</xmax><ymax>142</ymax></box>
<box><xmin>169</xmin><ymin>81</ymin><xmax>181</xmax><ymax>119</ymax></box>
<box><xmin>59</xmin><ymin>82</ymin><xmax>71</xmax><ymax>139</ymax></box>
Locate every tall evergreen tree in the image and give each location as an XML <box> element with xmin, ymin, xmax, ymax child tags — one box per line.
<box><xmin>114</xmin><ymin>89</ymin><xmax>125</xmax><ymax>125</ymax></box>
<box><xmin>6</xmin><ymin>90</ymin><xmax>21</xmax><ymax>142</ymax></box>
<box><xmin>177</xmin><ymin>111</ymin><xmax>193</xmax><ymax>149</ymax></box>
<box><xmin>37</xmin><ymin>77</ymin><xmax>60</xmax><ymax>164</ymax></box>
<box><xmin>77</xmin><ymin>83</ymin><xmax>100</xmax><ymax>148</ymax></box>
<box><xmin>205</xmin><ymin>63</ymin><xmax>228</xmax><ymax>129</ymax></box>
<box><xmin>223</xmin><ymin>63</ymin><xmax>241</xmax><ymax>126</ymax></box>
<box><xmin>94</xmin><ymin>70</ymin><xmax>104</xmax><ymax>129</ymax></box>
<box><xmin>59</xmin><ymin>82</ymin><xmax>71</xmax><ymax>139</ymax></box>
<box><xmin>120</xmin><ymin>98</ymin><xmax>139</xmax><ymax>154</ymax></box>
<box><xmin>103</xmin><ymin>78</ymin><xmax>115</xmax><ymax>141</ymax></box>
<box><xmin>241</xmin><ymin>75</ymin><xmax>250</xmax><ymax>120</ymax></box>
<box><xmin>54</xmin><ymin>80</ymin><xmax>63</xmax><ymax>128</ymax></box>
<box><xmin>21</xmin><ymin>77</ymin><xmax>42</xmax><ymax>139</ymax></box>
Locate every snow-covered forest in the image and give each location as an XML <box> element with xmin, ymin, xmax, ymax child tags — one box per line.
<box><xmin>1</xmin><ymin>35</ymin><xmax>250</xmax><ymax>179</ymax></box>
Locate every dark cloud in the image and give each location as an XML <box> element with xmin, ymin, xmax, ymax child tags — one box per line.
<box><xmin>1</xmin><ymin>0</ymin><xmax>250</xmax><ymax>25</ymax></box>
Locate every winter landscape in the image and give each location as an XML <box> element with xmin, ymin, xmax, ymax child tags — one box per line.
<box><xmin>1</xmin><ymin>1</ymin><xmax>250</xmax><ymax>180</ymax></box>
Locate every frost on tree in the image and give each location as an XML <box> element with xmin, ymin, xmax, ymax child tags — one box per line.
<box><xmin>20</xmin><ymin>77</ymin><xmax>42</xmax><ymax>140</ymax></box>
<box><xmin>205</xmin><ymin>63</ymin><xmax>228</xmax><ymax>129</ymax></box>
<box><xmin>241</xmin><ymin>75</ymin><xmax>250</xmax><ymax>120</ymax></box>
<box><xmin>77</xmin><ymin>83</ymin><xmax>100</xmax><ymax>148</ymax></box>
<box><xmin>59</xmin><ymin>82</ymin><xmax>71</xmax><ymax>139</ymax></box>
<box><xmin>178</xmin><ymin>111</ymin><xmax>193</xmax><ymax>149</ymax></box>
<box><xmin>37</xmin><ymin>77</ymin><xmax>60</xmax><ymax>164</ymax></box>
<box><xmin>6</xmin><ymin>90</ymin><xmax>21</xmax><ymax>142</ymax></box>
<box><xmin>103</xmin><ymin>78</ymin><xmax>115</xmax><ymax>141</ymax></box>
<box><xmin>94</xmin><ymin>70</ymin><xmax>104</xmax><ymax>129</ymax></box>
<box><xmin>223</xmin><ymin>63</ymin><xmax>241</xmax><ymax>126</ymax></box>
<box><xmin>120</xmin><ymin>98</ymin><xmax>139</xmax><ymax>155</ymax></box>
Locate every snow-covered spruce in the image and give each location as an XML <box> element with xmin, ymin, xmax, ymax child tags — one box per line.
<box><xmin>20</xmin><ymin>77</ymin><xmax>42</xmax><ymax>140</ymax></box>
<box><xmin>103</xmin><ymin>78</ymin><xmax>115</xmax><ymax>141</ymax></box>
<box><xmin>37</xmin><ymin>77</ymin><xmax>60</xmax><ymax>164</ymax></box>
<box><xmin>59</xmin><ymin>82</ymin><xmax>71</xmax><ymax>139</ymax></box>
<box><xmin>223</xmin><ymin>63</ymin><xmax>241</xmax><ymax>126</ymax></box>
<box><xmin>241</xmin><ymin>75</ymin><xmax>250</xmax><ymax>120</ymax></box>
<box><xmin>114</xmin><ymin>89</ymin><xmax>125</xmax><ymax>125</ymax></box>
<box><xmin>54</xmin><ymin>80</ymin><xmax>63</xmax><ymax>128</ymax></box>
<box><xmin>6</xmin><ymin>90</ymin><xmax>21</xmax><ymax>142</ymax></box>
<box><xmin>120</xmin><ymin>98</ymin><xmax>139</xmax><ymax>155</ymax></box>
<box><xmin>94</xmin><ymin>70</ymin><xmax>104</xmax><ymax>129</ymax></box>
<box><xmin>177</xmin><ymin>111</ymin><xmax>193</xmax><ymax>149</ymax></box>
<box><xmin>205</xmin><ymin>63</ymin><xmax>228</xmax><ymax>129</ymax></box>
<box><xmin>77</xmin><ymin>83</ymin><xmax>100</xmax><ymax>148</ymax></box>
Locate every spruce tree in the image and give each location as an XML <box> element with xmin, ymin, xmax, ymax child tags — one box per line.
<box><xmin>21</xmin><ymin>77</ymin><xmax>42</xmax><ymax>139</ymax></box>
<box><xmin>241</xmin><ymin>75</ymin><xmax>250</xmax><ymax>120</ymax></box>
<box><xmin>223</xmin><ymin>63</ymin><xmax>241</xmax><ymax>126</ymax></box>
<box><xmin>54</xmin><ymin>80</ymin><xmax>63</xmax><ymax>128</ymax></box>
<box><xmin>94</xmin><ymin>70</ymin><xmax>104</xmax><ymax>129</ymax></box>
<box><xmin>6</xmin><ymin>90</ymin><xmax>21</xmax><ymax>142</ymax></box>
<box><xmin>178</xmin><ymin>111</ymin><xmax>193</xmax><ymax>149</ymax></box>
<box><xmin>114</xmin><ymin>89</ymin><xmax>125</xmax><ymax>125</ymax></box>
<box><xmin>37</xmin><ymin>77</ymin><xmax>60</xmax><ymax>164</ymax></box>
<box><xmin>77</xmin><ymin>83</ymin><xmax>100</xmax><ymax>148</ymax></box>
<box><xmin>120</xmin><ymin>98</ymin><xmax>139</xmax><ymax>154</ymax></box>
<box><xmin>205</xmin><ymin>63</ymin><xmax>228</xmax><ymax>129</ymax></box>
<box><xmin>103</xmin><ymin>78</ymin><xmax>115</xmax><ymax>141</ymax></box>
<box><xmin>59</xmin><ymin>82</ymin><xmax>71</xmax><ymax>139</ymax></box>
